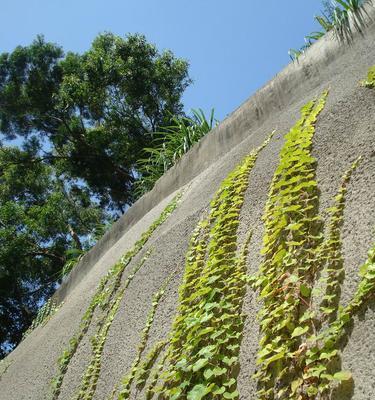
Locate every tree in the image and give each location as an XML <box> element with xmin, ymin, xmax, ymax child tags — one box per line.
<box><xmin>0</xmin><ymin>145</ymin><xmax>105</xmax><ymax>357</ymax></box>
<box><xmin>0</xmin><ymin>33</ymin><xmax>191</xmax><ymax>212</ymax></box>
<box><xmin>0</xmin><ymin>32</ymin><xmax>192</xmax><ymax>356</ymax></box>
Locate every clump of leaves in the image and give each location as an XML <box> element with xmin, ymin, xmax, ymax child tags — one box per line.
<box><xmin>251</xmin><ymin>91</ymin><xmax>329</xmax><ymax>399</ymax></box>
<box><xmin>360</xmin><ymin>65</ymin><xmax>375</xmax><ymax>88</ymax></box>
<box><xmin>134</xmin><ymin>109</ymin><xmax>217</xmax><ymax>198</ymax></box>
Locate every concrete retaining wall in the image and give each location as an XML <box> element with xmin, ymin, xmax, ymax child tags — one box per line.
<box><xmin>53</xmin><ymin>0</ymin><xmax>375</xmax><ymax>306</ymax></box>
<box><xmin>2</xmin><ymin>2</ymin><xmax>375</xmax><ymax>400</ymax></box>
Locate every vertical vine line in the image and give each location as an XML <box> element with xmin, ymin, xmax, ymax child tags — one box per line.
<box><xmin>156</xmin><ymin>132</ymin><xmax>274</xmax><ymax>400</ymax></box>
<box><xmin>252</xmin><ymin>91</ymin><xmax>329</xmax><ymax>400</ymax></box>
<box><xmin>51</xmin><ymin>192</ymin><xmax>183</xmax><ymax>400</ymax></box>
<box><xmin>251</xmin><ymin>90</ymin><xmax>374</xmax><ymax>399</ymax></box>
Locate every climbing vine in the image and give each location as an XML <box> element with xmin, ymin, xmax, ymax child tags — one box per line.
<box><xmin>135</xmin><ymin>340</ymin><xmax>167</xmax><ymax>391</ymax></box>
<box><xmin>51</xmin><ymin>192</ymin><xmax>182</xmax><ymax>400</ymax></box>
<box><xmin>22</xmin><ymin>299</ymin><xmax>62</xmax><ymax>340</ymax></box>
<box><xmin>154</xmin><ymin>132</ymin><xmax>274</xmax><ymax>400</ymax></box>
<box><xmin>316</xmin><ymin>157</ymin><xmax>361</xmax><ymax>324</ymax></box>
<box><xmin>115</xmin><ymin>271</ymin><xmax>175</xmax><ymax>399</ymax></box>
<box><xmin>251</xmin><ymin>91</ymin><xmax>329</xmax><ymax>400</ymax></box>
<box><xmin>46</xmin><ymin>87</ymin><xmax>374</xmax><ymax>400</ymax></box>
<box><xmin>251</xmin><ymin>90</ymin><xmax>374</xmax><ymax>399</ymax></box>
<box><xmin>73</xmin><ymin>249</ymin><xmax>153</xmax><ymax>400</ymax></box>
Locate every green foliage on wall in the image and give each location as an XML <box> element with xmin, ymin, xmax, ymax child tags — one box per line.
<box><xmin>47</xmin><ymin>88</ymin><xmax>374</xmax><ymax>400</ymax></box>
<box><xmin>153</xmin><ymin>132</ymin><xmax>274</xmax><ymax>400</ymax></box>
<box><xmin>114</xmin><ymin>92</ymin><xmax>373</xmax><ymax>400</ymax></box>
<box><xmin>134</xmin><ymin>340</ymin><xmax>167</xmax><ymax>391</ymax></box>
<box><xmin>22</xmin><ymin>299</ymin><xmax>62</xmax><ymax>340</ymax></box>
<box><xmin>251</xmin><ymin>90</ymin><xmax>374</xmax><ymax>399</ymax></box>
<box><xmin>73</xmin><ymin>249</ymin><xmax>154</xmax><ymax>400</ymax></box>
<box><xmin>250</xmin><ymin>91</ymin><xmax>329</xmax><ymax>399</ymax></box>
<box><xmin>51</xmin><ymin>192</ymin><xmax>182</xmax><ymax>400</ymax></box>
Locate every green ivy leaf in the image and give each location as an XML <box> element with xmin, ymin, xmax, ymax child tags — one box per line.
<box><xmin>319</xmin><ymin>349</ymin><xmax>337</xmax><ymax>360</ymax></box>
<box><xmin>203</xmin><ymin>369</ymin><xmax>214</xmax><ymax>380</ymax></box>
<box><xmin>307</xmin><ymin>386</ymin><xmax>318</xmax><ymax>396</ymax></box>
<box><xmin>187</xmin><ymin>384</ymin><xmax>211</xmax><ymax>400</ymax></box>
<box><xmin>263</xmin><ymin>351</ymin><xmax>285</xmax><ymax>366</ymax></box>
<box><xmin>291</xmin><ymin>326</ymin><xmax>309</xmax><ymax>338</ymax></box>
<box><xmin>212</xmin><ymin>367</ymin><xmax>227</xmax><ymax>376</ymax></box>
<box><xmin>213</xmin><ymin>386</ymin><xmax>226</xmax><ymax>395</ymax></box>
<box><xmin>333</xmin><ymin>371</ymin><xmax>352</xmax><ymax>381</ymax></box>
<box><xmin>288</xmin><ymin>274</ymin><xmax>299</xmax><ymax>283</ymax></box>
<box><xmin>291</xmin><ymin>378</ymin><xmax>303</xmax><ymax>393</ymax></box>
<box><xmin>223</xmin><ymin>390</ymin><xmax>239</xmax><ymax>399</ymax></box>
<box><xmin>192</xmin><ymin>358</ymin><xmax>208</xmax><ymax>372</ymax></box>
<box><xmin>222</xmin><ymin>356</ymin><xmax>238</xmax><ymax>366</ymax></box>
<box><xmin>223</xmin><ymin>378</ymin><xmax>236</xmax><ymax>387</ymax></box>
<box><xmin>300</xmin><ymin>284</ymin><xmax>311</xmax><ymax>297</ymax></box>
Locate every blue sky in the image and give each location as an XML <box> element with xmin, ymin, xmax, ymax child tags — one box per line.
<box><xmin>1</xmin><ymin>0</ymin><xmax>325</xmax><ymax>121</ymax></box>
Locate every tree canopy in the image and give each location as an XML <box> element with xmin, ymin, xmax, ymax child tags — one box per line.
<box><xmin>0</xmin><ymin>33</ymin><xmax>191</xmax><ymax>212</ymax></box>
<box><xmin>0</xmin><ymin>145</ymin><xmax>105</xmax><ymax>356</ymax></box>
<box><xmin>0</xmin><ymin>33</ymin><xmax>192</xmax><ymax>356</ymax></box>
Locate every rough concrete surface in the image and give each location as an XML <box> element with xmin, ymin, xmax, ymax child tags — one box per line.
<box><xmin>1</xmin><ymin>2</ymin><xmax>375</xmax><ymax>399</ymax></box>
